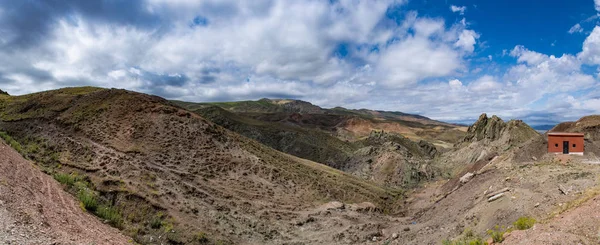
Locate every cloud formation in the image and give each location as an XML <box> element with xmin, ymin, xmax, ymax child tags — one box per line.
<box><xmin>450</xmin><ymin>5</ymin><xmax>466</xmax><ymax>15</ymax></box>
<box><xmin>0</xmin><ymin>0</ymin><xmax>599</xmax><ymax>126</ymax></box>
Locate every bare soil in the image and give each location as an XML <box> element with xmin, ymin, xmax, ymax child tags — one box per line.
<box><xmin>0</xmin><ymin>141</ymin><xmax>131</xmax><ymax>244</ymax></box>
<box><xmin>504</xmin><ymin>193</ymin><xmax>600</xmax><ymax>244</ymax></box>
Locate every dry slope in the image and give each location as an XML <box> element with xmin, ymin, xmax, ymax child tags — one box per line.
<box><xmin>0</xmin><ymin>140</ymin><xmax>131</xmax><ymax>244</ymax></box>
<box><xmin>0</xmin><ymin>87</ymin><xmax>400</xmax><ymax>244</ymax></box>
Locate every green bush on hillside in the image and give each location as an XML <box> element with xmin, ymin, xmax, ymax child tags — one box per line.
<box><xmin>53</xmin><ymin>172</ymin><xmax>79</xmax><ymax>187</ymax></box>
<box><xmin>0</xmin><ymin>131</ymin><xmax>23</xmax><ymax>154</ymax></box>
<box><xmin>487</xmin><ymin>225</ymin><xmax>506</xmax><ymax>243</ymax></box>
<box><xmin>96</xmin><ymin>204</ymin><xmax>123</xmax><ymax>227</ymax></box>
<box><xmin>513</xmin><ymin>216</ymin><xmax>536</xmax><ymax>230</ymax></box>
<box><xmin>78</xmin><ymin>188</ymin><xmax>98</xmax><ymax>212</ymax></box>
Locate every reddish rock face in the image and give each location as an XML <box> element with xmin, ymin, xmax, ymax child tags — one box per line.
<box><xmin>548</xmin><ymin>132</ymin><xmax>584</xmax><ymax>154</ymax></box>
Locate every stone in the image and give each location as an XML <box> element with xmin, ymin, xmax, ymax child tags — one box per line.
<box><xmin>392</xmin><ymin>233</ymin><xmax>399</xmax><ymax>239</ymax></box>
<box><xmin>321</xmin><ymin>201</ymin><xmax>345</xmax><ymax>210</ymax></box>
<box><xmin>403</xmin><ymin>227</ymin><xmax>410</xmax><ymax>231</ymax></box>
<box><xmin>487</xmin><ymin>193</ymin><xmax>504</xmax><ymax>202</ymax></box>
<box><xmin>459</xmin><ymin>172</ymin><xmax>475</xmax><ymax>184</ymax></box>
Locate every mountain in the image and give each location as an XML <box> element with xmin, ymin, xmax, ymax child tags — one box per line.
<box><xmin>0</xmin><ymin>87</ymin><xmax>400</xmax><ymax>244</ymax></box>
<box><xmin>174</xmin><ymin>99</ymin><xmax>464</xmax><ymax>188</ymax></box>
<box><xmin>173</xmin><ymin>98</ymin><xmax>466</xmax><ymax>146</ymax></box>
<box><xmin>5</xmin><ymin>87</ymin><xmax>598</xmax><ymax>245</ymax></box>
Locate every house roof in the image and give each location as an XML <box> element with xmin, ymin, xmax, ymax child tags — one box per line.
<box><xmin>547</xmin><ymin>132</ymin><xmax>584</xmax><ymax>137</ymax></box>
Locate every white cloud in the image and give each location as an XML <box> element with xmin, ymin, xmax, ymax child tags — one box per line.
<box><xmin>568</xmin><ymin>23</ymin><xmax>583</xmax><ymax>34</ymax></box>
<box><xmin>596</xmin><ymin>0</ymin><xmax>600</xmax><ymax>12</ymax></box>
<box><xmin>448</xmin><ymin>79</ymin><xmax>463</xmax><ymax>89</ymax></box>
<box><xmin>468</xmin><ymin>75</ymin><xmax>501</xmax><ymax>92</ymax></box>
<box><xmin>1</xmin><ymin>0</ymin><xmax>599</xmax><ymax>125</ymax></box>
<box><xmin>455</xmin><ymin>29</ymin><xmax>480</xmax><ymax>53</ymax></box>
<box><xmin>578</xmin><ymin>26</ymin><xmax>600</xmax><ymax>65</ymax></box>
<box><xmin>510</xmin><ymin>45</ymin><xmax>548</xmax><ymax>65</ymax></box>
<box><xmin>450</xmin><ymin>5</ymin><xmax>466</xmax><ymax>15</ymax></box>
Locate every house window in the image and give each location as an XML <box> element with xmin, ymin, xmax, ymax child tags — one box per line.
<box><xmin>555</xmin><ymin>143</ymin><xmax>558</xmax><ymax>147</ymax></box>
<box><xmin>573</xmin><ymin>144</ymin><xmax>576</xmax><ymax>147</ymax></box>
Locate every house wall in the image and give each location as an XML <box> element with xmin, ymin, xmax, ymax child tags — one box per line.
<box><xmin>548</xmin><ymin>135</ymin><xmax>584</xmax><ymax>153</ymax></box>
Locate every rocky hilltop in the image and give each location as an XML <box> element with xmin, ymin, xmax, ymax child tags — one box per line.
<box><xmin>462</xmin><ymin>113</ymin><xmax>539</xmax><ymax>146</ymax></box>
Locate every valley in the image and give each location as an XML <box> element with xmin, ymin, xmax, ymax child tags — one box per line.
<box><xmin>1</xmin><ymin>87</ymin><xmax>600</xmax><ymax>244</ymax></box>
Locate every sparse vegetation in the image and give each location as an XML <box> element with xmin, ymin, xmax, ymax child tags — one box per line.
<box><xmin>149</xmin><ymin>212</ymin><xmax>164</xmax><ymax>229</ymax></box>
<box><xmin>78</xmin><ymin>188</ymin><xmax>98</xmax><ymax>212</ymax></box>
<box><xmin>54</xmin><ymin>172</ymin><xmax>79</xmax><ymax>187</ymax></box>
<box><xmin>487</xmin><ymin>225</ymin><xmax>506</xmax><ymax>243</ymax></box>
<box><xmin>96</xmin><ymin>204</ymin><xmax>123</xmax><ymax>227</ymax></box>
<box><xmin>442</xmin><ymin>228</ymin><xmax>487</xmax><ymax>245</ymax></box>
<box><xmin>194</xmin><ymin>232</ymin><xmax>210</xmax><ymax>244</ymax></box>
<box><xmin>513</xmin><ymin>216</ymin><xmax>536</xmax><ymax>230</ymax></box>
<box><xmin>0</xmin><ymin>131</ymin><xmax>23</xmax><ymax>155</ymax></box>
<box><xmin>442</xmin><ymin>238</ymin><xmax>487</xmax><ymax>245</ymax></box>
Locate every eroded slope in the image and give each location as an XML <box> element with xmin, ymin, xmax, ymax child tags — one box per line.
<box><xmin>0</xmin><ymin>140</ymin><xmax>131</xmax><ymax>244</ymax></box>
<box><xmin>0</xmin><ymin>87</ymin><xmax>399</xmax><ymax>244</ymax></box>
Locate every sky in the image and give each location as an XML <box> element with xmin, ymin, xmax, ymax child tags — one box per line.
<box><xmin>1</xmin><ymin>0</ymin><xmax>600</xmax><ymax>126</ymax></box>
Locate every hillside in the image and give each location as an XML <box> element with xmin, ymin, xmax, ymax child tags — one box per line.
<box><xmin>0</xmin><ymin>87</ymin><xmax>400</xmax><ymax>244</ymax></box>
<box><xmin>189</xmin><ymin>105</ymin><xmax>440</xmax><ymax>188</ymax></box>
<box><xmin>174</xmin><ymin>98</ymin><xmax>467</xmax><ymax>189</ymax></box>
<box><xmin>4</xmin><ymin>88</ymin><xmax>600</xmax><ymax>244</ymax></box>
<box><xmin>173</xmin><ymin>99</ymin><xmax>467</xmax><ymax>146</ymax></box>
<box><xmin>0</xmin><ymin>140</ymin><xmax>131</xmax><ymax>244</ymax></box>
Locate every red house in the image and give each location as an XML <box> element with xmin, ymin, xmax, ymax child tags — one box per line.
<box><xmin>547</xmin><ymin>132</ymin><xmax>584</xmax><ymax>155</ymax></box>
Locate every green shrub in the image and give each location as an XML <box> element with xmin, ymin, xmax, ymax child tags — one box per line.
<box><xmin>442</xmin><ymin>238</ymin><xmax>487</xmax><ymax>245</ymax></box>
<box><xmin>150</xmin><ymin>214</ymin><xmax>163</xmax><ymax>229</ymax></box>
<box><xmin>0</xmin><ymin>131</ymin><xmax>23</xmax><ymax>154</ymax></box>
<box><xmin>78</xmin><ymin>188</ymin><xmax>98</xmax><ymax>212</ymax></box>
<box><xmin>194</xmin><ymin>232</ymin><xmax>210</xmax><ymax>244</ymax></box>
<box><xmin>96</xmin><ymin>204</ymin><xmax>123</xmax><ymax>228</ymax></box>
<box><xmin>513</xmin><ymin>216</ymin><xmax>536</xmax><ymax>230</ymax></box>
<box><xmin>53</xmin><ymin>173</ymin><xmax>78</xmax><ymax>187</ymax></box>
<box><xmin>487</xmin><ymin>226</ymin><xmax>505</xmax><ymax>243</ymax></box>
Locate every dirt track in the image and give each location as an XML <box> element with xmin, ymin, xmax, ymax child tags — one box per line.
<box><xmin>0</xmin><ymin>141</ymin><xmax>131</xmax><ymax>245</ymax></box>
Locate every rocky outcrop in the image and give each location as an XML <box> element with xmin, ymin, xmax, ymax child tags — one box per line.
<box><xmin>0</xmin><ymin>89</ymin><xmax>8</xmax><ymax>96</ymax></box>
<box><xmin>461</xmin><ymin>113</ymin><xmax>538</xmax><ymax>146</ymax></box>
<box><xmin>463</xmin><ymin>113</ymin><xmax>506</xmax><ymax>142</ymax></box>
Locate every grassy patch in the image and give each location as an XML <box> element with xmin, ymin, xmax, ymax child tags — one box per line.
<box><xmin>53</xmin><ymin>171</ymin><xmax>126</xmax><ymax>229</ymax></box>
<box><xmin>53</xmin><ymin>172</ymin><xmax>79</xmax><ymax>187</ymax></box>
<box><xmin>78</xmin><ymin>188</ymin><xmax>98</xmax><ymax>212</ymax></box>
<box><xmin>486</xmin><ymin>225</ymin><xmax>506</xmax><ymax>243</ymax></box>
<box><xmin>442</xmin><ymin>238</ymin><xmax>487</xmax><ymax>245</ymax></box>
<box><xmin>0</xmin><ymin>131</ymin><xmax>23</xmax><ymax>154</ymax></box>
<box><xmin>442</xmin><ymin>227</ymin><xmax>487</xmax><ymax>245</ymax></box>
<box><xmin>513</xmin><ymin>216</ymin><xmax>536</xmax><ymax>230</ymax></box>
<box><xmin>96</xmin><ymin>204</ymin><xmax>123</xmax><ymax>227</ymax></box>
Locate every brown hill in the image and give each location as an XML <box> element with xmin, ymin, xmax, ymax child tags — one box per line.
<box><xmin>173</xmin><ymin>99</ymin><xmax>467</xmax><ymax>147</ymax></box>
<box><xmin>190</xmin><ymin>105</ymin><xmax>441</xmax><ymax>188</ymax></box>
<box><xmin>0</xmin><ymin>87</ymin><xmax>399</xmax><ymax>244</ymax></box>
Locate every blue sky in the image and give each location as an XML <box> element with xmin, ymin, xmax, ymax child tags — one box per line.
<box><xmin>1</xmin><ymin>0</ymin><xmax>600</xmax><ymax>126</ymax></box>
